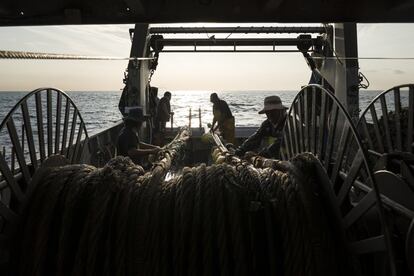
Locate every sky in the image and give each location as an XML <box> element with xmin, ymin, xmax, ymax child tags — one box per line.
<box><xmin>0</xmin><ymin>23</ymin><xmax>413</xmax><ymax>92</ymax></box>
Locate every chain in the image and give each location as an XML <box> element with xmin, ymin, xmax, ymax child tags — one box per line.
<box><xmin>148</xmin><ymin>52</ymin><xmax>159</xmax><ymax>85</ymax></box>
<box><xmin>358</xmin><ymin>71</ymin><xmax>370</xmax><ymax>89</ymax></box>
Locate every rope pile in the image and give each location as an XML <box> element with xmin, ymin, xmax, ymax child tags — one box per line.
<box><xmin>12</xmin><ymin>133</ymin><xmax>352</xmax><ymax>276</ymax></box>
<box><xmin>211</xmin><ymin>147</ymin><xmax>353</xmax><ymax>275</ymax></box>
<box><xmin>151</xmin><ymin>128</ymin><xmax>190</xmax><ymax>180</ymax></box>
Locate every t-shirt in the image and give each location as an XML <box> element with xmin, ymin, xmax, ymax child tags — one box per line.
<box><xmin>117</xmin><ymin>126</ymin><xmax>140</xmax><ymax>158</ymax></box>
<box><xmin>236</xmin><ymin>117</ymin><xmax>286</xmax><ymax>159</ymax></box>
<box><xmin>213</xmin><ymin>99</ymin><xmax>233</xmax><ymax>125</ymax></box>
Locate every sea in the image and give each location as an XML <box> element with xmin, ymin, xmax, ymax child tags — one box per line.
<box><xmin>0</xmin><ymin>90</ymin><xmax>384</xmax><ymax>136</ymax></box>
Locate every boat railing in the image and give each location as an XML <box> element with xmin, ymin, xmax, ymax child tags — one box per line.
<box><xmin>186</xmin><ymin>107</ymin><xmax>203</xmax><ymax>130</ymax></box>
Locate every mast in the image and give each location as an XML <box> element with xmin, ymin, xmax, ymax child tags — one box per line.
<box><xmin>319</xmin><ymin>23</ymin><xmax>360</xmax><ymax>122</ymax></box>
<box><xmin>125</xmin><ymin>24</ymin><xmax>151</xmax><ymax>113</ymax></box>
<box><xmin>334</xmin><ymin>23</ymin><xmax>360</xmax><ymax>122</ymax></box>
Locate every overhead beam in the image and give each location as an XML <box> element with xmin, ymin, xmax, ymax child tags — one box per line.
<box><xmin>152</xmin><ymin>38</ymin><xmax>323</xmax><ymax>48</ymax></box>
<box><xmin>148</xmin><ymin>26</ymin><xmax>328</xmax><ymax>34</ymax></box>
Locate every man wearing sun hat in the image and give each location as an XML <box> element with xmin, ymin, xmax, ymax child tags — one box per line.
<box><xmin>117</xmin><ymin>107</ymin><xmax>161</xmax><ymax>166</ymax></box>
<box><xmin>235</xmin><ymin>95</ymin><xmax>287</xmax><ymax>159</ymax></box>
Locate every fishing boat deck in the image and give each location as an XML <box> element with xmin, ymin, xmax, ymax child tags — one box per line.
<box><xmin>165</xmin><ymin>126</ymin><xmax>257</xmax><ymax>138</ymax></box>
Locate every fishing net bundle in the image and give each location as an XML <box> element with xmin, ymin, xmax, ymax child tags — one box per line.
<box><xmin>11</xmin><ymin>140</ymin><xmax>352</xmax><ymax>276</ymax></box>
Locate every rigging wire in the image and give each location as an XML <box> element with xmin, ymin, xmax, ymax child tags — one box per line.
<box><xmin>312</xmin><ymin>56</ymin><xmax>414</xmax><ymax>60</ymax></box>
<box><xmin>358</xmin><ymin>71</ymin><xmax>370</xmax><ymax>89</ymax></box>
<box><xmin>0</xmin><ymin>50</ymin><xmax>154</xmax><ymax>61</ymax></box>
<box><xmin>2</xmin><ymin>50</ymin><xmax>413</xmax><ymax>61</ymax></box>
<box><xmin>224</xmin><ymin>26</ymin><xmax>239</xmax><ymax>39</ymax></box>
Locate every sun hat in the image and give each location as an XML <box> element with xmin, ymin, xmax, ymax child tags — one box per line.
<box><xmin>258</xmin><ymin>96</ymin><xmax>288</xmax><ymax>114</ymax></box>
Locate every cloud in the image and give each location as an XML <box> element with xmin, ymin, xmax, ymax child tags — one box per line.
<box><xmin>16</xmin><ymin>25</ymin><xmax>132</xmax><ymax>56</ymax></box>
<box><xmin>394</xmin><ymin>69</ymin><xmax>405</xmax><ymax>74</ymax></box>
<box><xmin>357</xmin><ymin>24</ymin><xmax>381</xmax><ymax>35</ymax></box>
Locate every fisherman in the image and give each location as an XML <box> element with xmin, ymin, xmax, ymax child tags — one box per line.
<box><xmin>117</xmin><ymin>107</ymin><xmax>161</xmax><ymax>166</ymax></box>
<box><xmin>235</xmin><ymin>95</ymin><xmax>287</xmax><ymax>159</ymax></box>
<box><xmin>210</xmin><ymin>93</ymin><xmax>235</xmax><ymax>144</ymax></box>
<box><xmin>149</xmin><ymin>86</ymin><xmax>160</xmax><ymax>126</ymax></box>
<box><xmin>156</xmin><ymin>91</ymin><xmax>173</xmax><ymax>132</ymax></box>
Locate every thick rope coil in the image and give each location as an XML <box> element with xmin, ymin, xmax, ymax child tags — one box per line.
<box><xmin>12</xmin><ymin>137</ymin><xmax>352</xmax><ymax>276</ymax></box>
<box><xmin>210</xmin><ymin>140</ymin><xmax>351</xmax><ymax>276</ymax></box>
<box><xmin>150</xmin><ymin>128</ymin><xmax>190</xmax><ymax>182</ymax></box>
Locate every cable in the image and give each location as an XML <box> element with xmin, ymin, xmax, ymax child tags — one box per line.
<box><xmin>224</xmin><ymin>26</ymin><xmax>239</xmax><ymax>39</ymax></box>
<box><xmin>0</xmin><ymin>50</ymin><xmax>154</xmax><ymax>61</ymax></box>
<box><xmin>313</xmin><ymin>56</ymin><xmax>414</xmax><ymax>60</ymax></box>
<box><xmin>358</xmin><ymin>71</ymin><xmax>370</xmax><ymax>89</ymax></box>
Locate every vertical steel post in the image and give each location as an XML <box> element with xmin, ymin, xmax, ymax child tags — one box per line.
<box><xmin>127</xmin><ymin>24</ymin><xmax>150</xmax><ymax>109</ymax></box>
<box><xmin>11</xmin><ymin>147</ymin><xmax>15</xmax><ymax>173</ymax></box>
<box><xmin>333</xmin><ymin>23</ymin><xmax>360</xmax><ymax>122</ymax></box>
<box><xmin>199</xmin><ymin>107</ymin><xmax>202</xmax><ymax>129</ymax></box>
<box><xmin>21</xmin><ymin>124</ymin><xmax>25</xmax><ymax>153</ymax></box>
<box><xmin>189</xmin><ymin>108</ymin><xmax>192</xmax><ymax>128</ymax></box>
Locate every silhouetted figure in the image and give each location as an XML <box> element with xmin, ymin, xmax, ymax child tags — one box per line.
<box><xmin>210</xmin><ymin>93</ymin><xmax>235</xmax><ymax>144</ymax></box>
<box><xmin>235</xmin><ymin>96</ymin><xmax>287</xmax><ymax>159</ymax></box>
<box><xmin>118</xmin><ymin>107</ymin><xmax>160</xmax><ymax>166</ymax></box>
<box><xmin>156</xmin><ymin>91</ymin><xmax>172</xmax><ymax>132</ymax></box>
<box><xmin>149</xmin><ymin>86</ymin><xmax>160</xmax><ymax>127</ymax></box>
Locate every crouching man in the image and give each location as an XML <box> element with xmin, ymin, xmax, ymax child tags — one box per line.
<box><xmin>118</xmin><ymin>107</ymin><xmax>161</xmax><ymax>166</ymax></box>
<box><xmin>235</xmin><ymin>96</ymin><xmax>287</xmax><ymax>159</ymax></box>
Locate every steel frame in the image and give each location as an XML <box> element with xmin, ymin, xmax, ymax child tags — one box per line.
<box><xmin>150</xmin><ymin>37</ymin><xmax>324</xmax><ymax>53</ymax></box>
<box><xmin>148</xmin><ymin>26</ymin><xmax>328</xmax><ymax>34</ymax></box>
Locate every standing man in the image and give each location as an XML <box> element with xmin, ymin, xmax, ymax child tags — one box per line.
<box><xmin>156</xmin><ymin>91</ymin><xmax>173</xmax><ymax>132</ymax></box>
<box><xmin>210</xmin><ymin>93</ymin><xmax>235</xmax><ymax>144</ymax></box>
<box><xmin>149</xmin><ymin>86</ymin><xmax>160</xmax><ymax>127</ymax></box>
<box><xmin>118</xmin><ymin>107</ymin><xmax>161</xmax><ymax>166</ymax></box>
<box><xmin>235</xmin><ymin>96</ymin><xmax>287</xmax><ymax>159</ymax></box>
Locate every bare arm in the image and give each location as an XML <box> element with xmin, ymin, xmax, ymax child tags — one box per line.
<box><xmin>211</xmin><ymin>104</ymin><xmax>218</xmax><ymax>131</ymax></box>
<box><xmin>211</xmin><ymin>117</ymin><xmax>217</xmax><ymax>131</ymax></box>
<box><xmin>139</xmin><ymin>142</ymin><xmax>160</xmax><ymax>150</ymax></box>
<box><xmin>127</xmin><ymin>147</ymin><xmax>159</xmax><ymax>158</ymax></box>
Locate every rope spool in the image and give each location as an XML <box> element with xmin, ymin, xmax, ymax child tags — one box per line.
<box><xmin>211</xmin><ymin>144</ymin><xmax>352</xmax><ymax>275</ymax></box>
<box><xmin>11</xmin><ymin>128</ymin><xmax>351</xmax><ymax>276</ymax></box>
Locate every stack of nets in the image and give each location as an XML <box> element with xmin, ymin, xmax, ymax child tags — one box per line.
<box><xmin>11</xmin><ymin>150</ymin><xmax>352</xmax><ymax>275</ymax></box>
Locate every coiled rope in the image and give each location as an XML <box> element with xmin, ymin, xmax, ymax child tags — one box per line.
<box><xmin>212</xmin><ymin>147</ymin><xmax>354</xmax><ymax>275</ymax></box>
<box><xmin>12</xmin><ymin>131</ymin><xmax>353</xmax><ymax>276</ymax></box>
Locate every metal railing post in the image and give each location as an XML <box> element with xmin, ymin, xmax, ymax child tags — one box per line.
<box><xmin>21</xmin><ymin>124</ymin><xmax>25</xmax><ymax>153</ymax></box>
<box><xmin>11</xmin><ymin>147</ymin><xmax>15</xmax><ymax>173</ymax></box>
<box><xmin>189</xmin><ymin>108</ymin><xmax>192</xmax><ymax>128</ymax></box>
<box><xmin>199</xmin><ymin>107</ymin><xmax>202</xmax><ymax>129</ymax></box>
